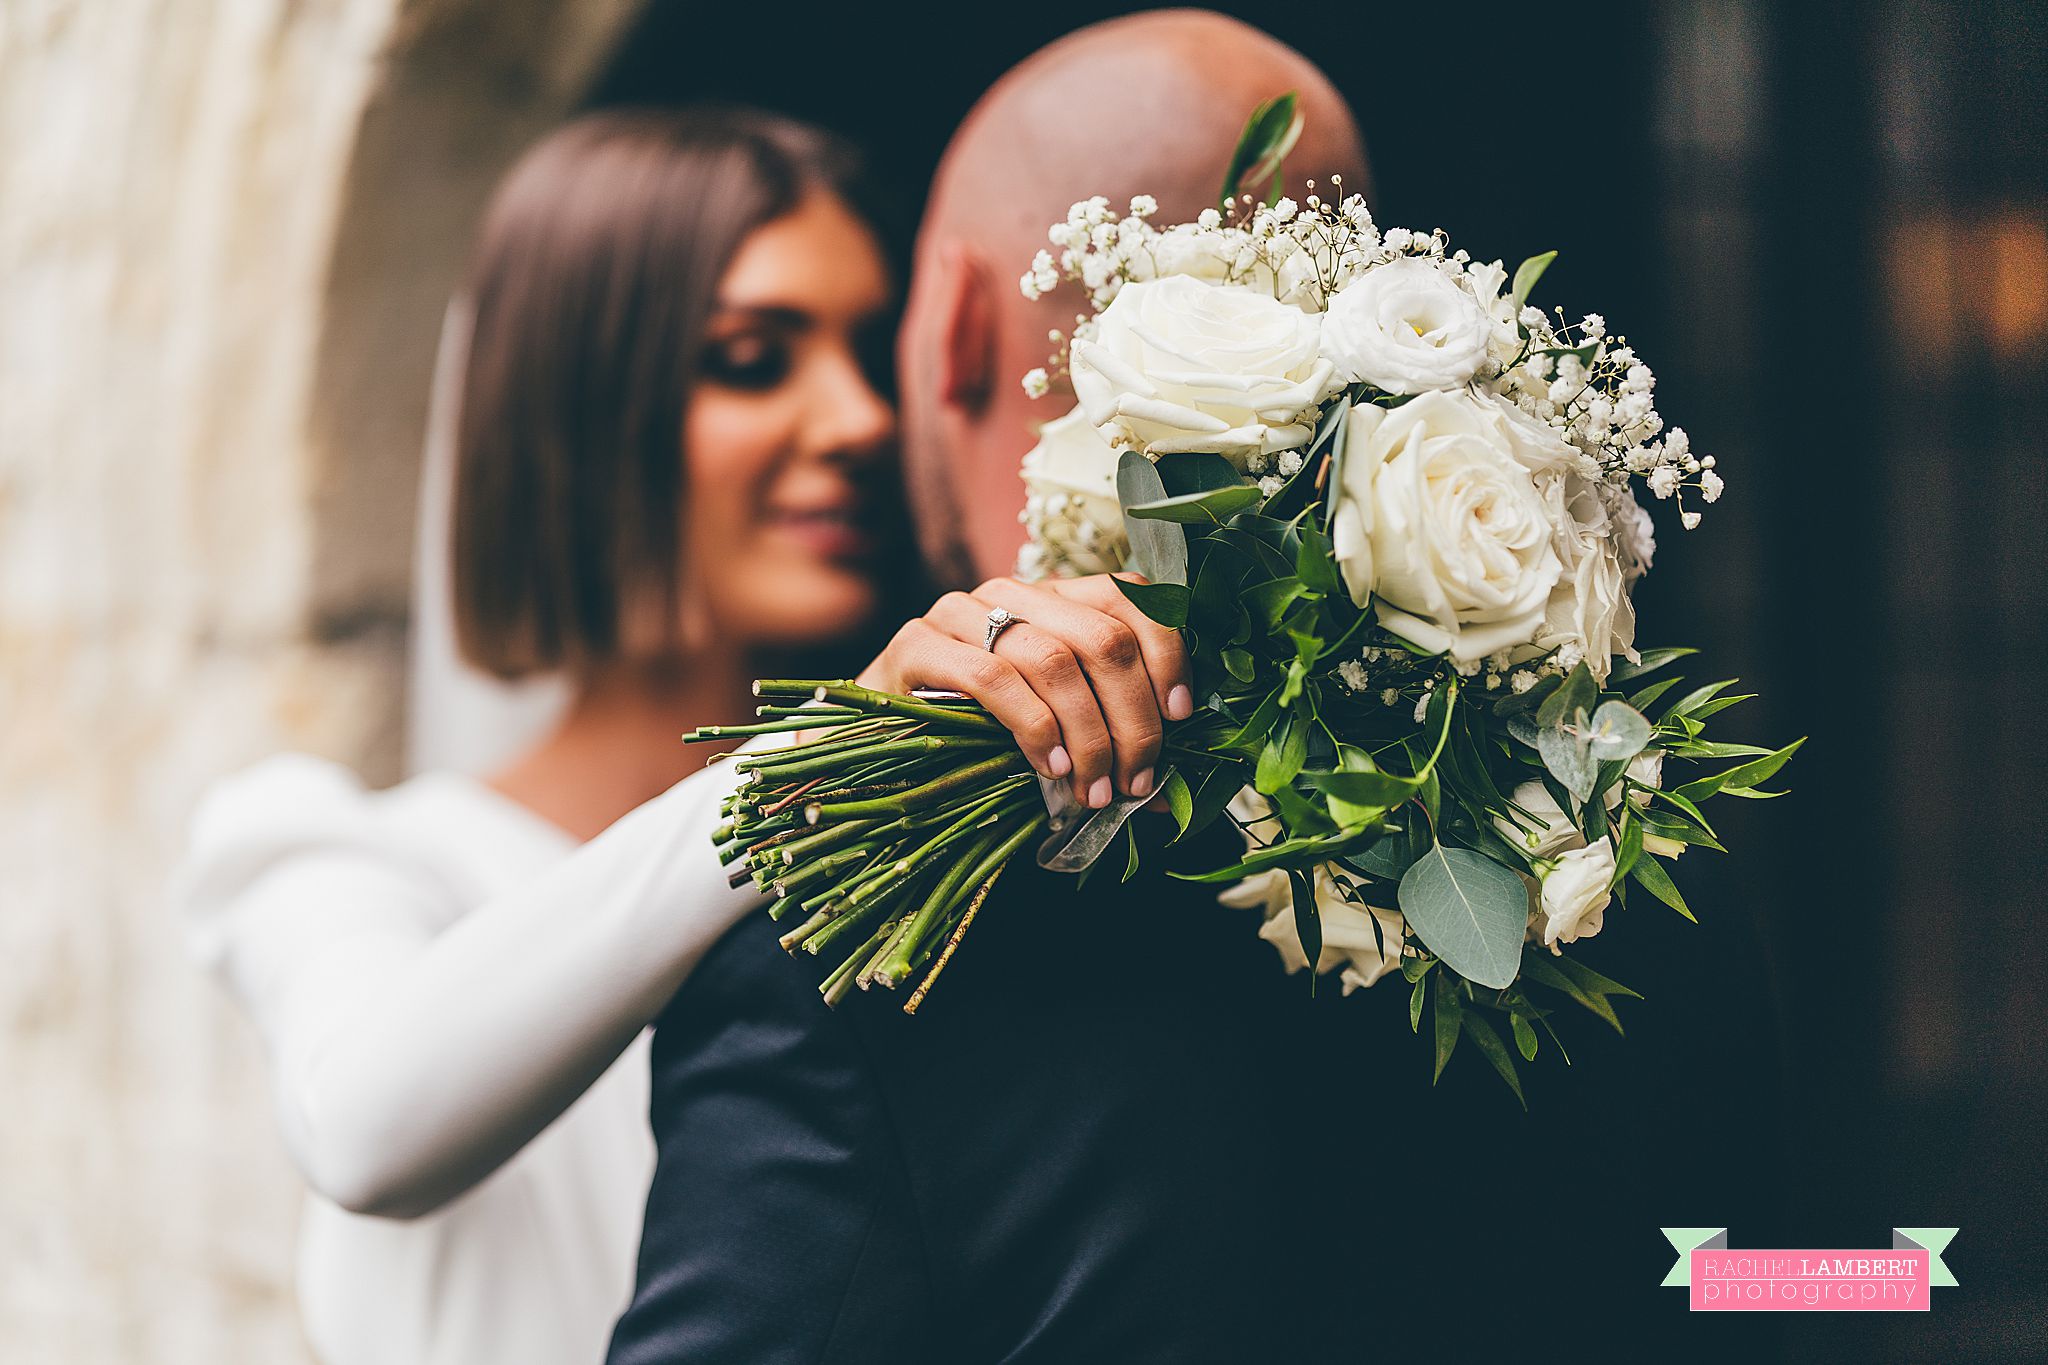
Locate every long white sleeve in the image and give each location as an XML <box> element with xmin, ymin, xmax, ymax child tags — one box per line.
<box><xmin>179</xmin><ymin>752</ymin><xmax>764</xmax><ymax>1219</ymax></box>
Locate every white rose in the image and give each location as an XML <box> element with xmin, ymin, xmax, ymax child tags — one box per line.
<box><xmin>1539</xmin><ymin>838</ymin><xmax>1616</xmax><ymax>949</ymax></box>
<box><xmin>1134</xmin><ymin>224</ymin><xmax>1255</xmax><ymax>287</ymax></box>
<box><xmin>1531</xmin><ymin>473</ymin><xmax>1638</xmax><ymax>681</ymax></box>
<box><xmin>1070</xmin><ymin>275</ymin><xmax>1336</xmax><ymax>460</ymax></box>
<box><xmin>1322</xmin><ymin>257</ymin><xmax>1492</xmax><ymax>394</ymax></box>
<box><xmin>1330</xmin><ymin>391</ymin><xmax>1563</xmax><ymax>665</ymax></box>
<box><xmin>1219</xmin><ymin>864</ymin><xmax>1407</xmax><ymax>993</ymax></box>
<box><xmin>1017</xmin><ymin>405</ymin><xmax>1126</xmax><ymax>578</ymax></box>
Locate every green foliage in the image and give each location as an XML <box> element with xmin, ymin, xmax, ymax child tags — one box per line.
<box><xmin>1510</xmin><ymin>250</ymin><xmax>1557</xmax><ymax>315</ymax></box>
<box><xmin>1117</xmin><ymin>450</ymin><xmax>1186</xmax><ymax>586</ymax></box>
<box><xmin>1398</xmin><ymin>843</ymin><xmax>1530</xmax><ymax>990</ymax></box>
<box><xmin>1219</xmin><ymin>91</ymin><xmax>1303</xmax><ymax>209</ymax></box>
<box><xmin>1112</xmin><ymin>578</ymin><xmax>1191</xmax><ymax>628</ymax></box>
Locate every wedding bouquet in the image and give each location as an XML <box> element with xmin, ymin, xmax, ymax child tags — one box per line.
<box><xmin>697</xmin><ymin>98</ymin><xmax>1798</xmax><ymax>1098</ymax></box>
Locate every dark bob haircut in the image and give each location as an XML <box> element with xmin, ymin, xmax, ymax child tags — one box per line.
<box><xmin>451</xmin><ymin>106</ymin><xmax>873</xmax><ymax>679</ymax></box>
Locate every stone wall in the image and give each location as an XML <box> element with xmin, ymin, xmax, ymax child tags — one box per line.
<box><xmin>0</xmin><ymin>1</ymin><xmax>633</xmax><ymax>1357</ymax></box>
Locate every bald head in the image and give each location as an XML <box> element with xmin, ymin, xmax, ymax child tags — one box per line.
<box><xmin>899</xmin><ymin>12</ymin><xmax>1369</xmax><ymax>587</ymax></box>
<box><xmin>930</xmin><ymin>11</ymin><xmax>1368</xmax><ymax>284</ymax></box>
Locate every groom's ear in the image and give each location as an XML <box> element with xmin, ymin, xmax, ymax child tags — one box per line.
<box><xmin>933</xmin><ymin>242</ymin><xmax>994</xmax><ymax>411</ymax></box>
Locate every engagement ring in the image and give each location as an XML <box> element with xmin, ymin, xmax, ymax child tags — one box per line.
<box><xmin>984</xmin><ymin>606</ymin><xmax>1024</xmax><ymax>651</ymax></box>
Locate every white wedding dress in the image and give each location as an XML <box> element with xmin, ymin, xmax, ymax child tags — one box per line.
<box><xmin>175</xmin><ymin>305</ymin><xmax>766</xmax><ymax>1365</ymax></box>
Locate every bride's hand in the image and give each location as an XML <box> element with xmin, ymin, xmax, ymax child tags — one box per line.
<box><xmin>858</xmin><ymin>574</ymin><xmax>1195</xmax><ymax>809</ymax></box>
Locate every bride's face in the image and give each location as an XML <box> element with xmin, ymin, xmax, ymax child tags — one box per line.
<box><xmin>681</xmin><ymin>191</ymin><xmax>896</xmax><ymax>647</ymax></box>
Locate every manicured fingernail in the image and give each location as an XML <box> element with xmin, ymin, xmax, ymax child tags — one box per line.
<box><xmin>1047</xmin><ymin>746</ymin><xmax>1072</xmax><ymax>778</ymax></box>
<box><xmin>1130</xmin><ymin>768</ymin><xmax>1155</xmax><ymax>798</ymax></box>
<box><xmin>1167</xmin><ymin>685</ymin><xmax>1194</xmax><ymax>721</ymax></box>
<box><xmin>1087</xmin><ymin>776</ymin><xmax>1113</xmax><ymax>809</ymax></box>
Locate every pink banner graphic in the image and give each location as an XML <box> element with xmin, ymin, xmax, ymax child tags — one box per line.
<box><xmin>1661</xmin><ymin>1228</ymin><xmax>1957</xmax><ymax>1312</ymax></box>
<box><xmin>1691</xmin><ymin>1249</ymin><xmax>1928</xmax><ymax>1311</ymax></box>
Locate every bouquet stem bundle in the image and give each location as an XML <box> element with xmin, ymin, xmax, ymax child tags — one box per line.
<box><xmin>693</xmin><ymin>682</ymin><xmax>1049</xmax><ymax>1011</ymax></box>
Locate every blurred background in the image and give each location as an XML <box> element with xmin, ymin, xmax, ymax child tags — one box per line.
<box><xmin>1</xmin><ymin>1</ymin><xmax>2040</xmax><ymax>1360</ymax></box>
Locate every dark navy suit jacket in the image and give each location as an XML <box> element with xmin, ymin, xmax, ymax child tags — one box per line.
<box><xmin>603</xmin><ymin>830</ymin><xmax>1433</xmax><ymax>1365</ymax></box>
<box><xmin>605</xmin><ymin>826</ymin><xmax>1787</xmax><ymax>1363</ymax></box>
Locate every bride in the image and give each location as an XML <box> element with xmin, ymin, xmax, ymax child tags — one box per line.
<box><xmin>178</xmin><ymin>107</ymin><xmax>1188</xmax><ymax>1365</ymax></box>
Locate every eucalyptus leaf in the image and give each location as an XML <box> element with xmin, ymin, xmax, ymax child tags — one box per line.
<box><xmin>1537</xmin><ymin>724</ymin><xmax>1598</xmax><ymax>804</ymax></box>
<box><xmin>1409</xmin><ymin>976</ymin><xmax>1426</xmax><ymax>1033</ymax></box>
<box><xmin>1585</xmin><ymin>700</ymin><xmax>1652</xmax><ymax>761</ymax></box>
<box><xmin>1398</xmin><ymin>843</ymin><xmax>1530</xmax><ymax>990</ymax></box>
<box><xmin>1117</xmin><ymin>449</ymin><xmax>1187</xmax><ymax>586</ymax></box>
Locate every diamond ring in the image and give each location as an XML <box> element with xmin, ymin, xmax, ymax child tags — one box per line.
<box><xmin>984</xmin><ymin>606</ymin><xmax>1025</xmax><ymax>652</ymax></box>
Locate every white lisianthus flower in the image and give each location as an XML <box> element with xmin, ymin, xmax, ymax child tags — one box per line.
<box><xmin>1330</xmin><ymin>391</ymin><xmax>1564</xmax><ymax>666</ymax></box>
<box><xmin>1539</xmin><ymin>838</ymin><xmax>1616</xmax><ymax>950</ymax></box>
<box><xmin>1070</xmin><ymin>275</ymin><xmax>1336</xmax><ymax>460</ymax></box>
<box><xmin>1611</xmin><ymin>485</ymin><xmax>1657</xmax><ymax>585</ymax></box>
<box><xmin>1218</xmin><ymin>864</ymin><xmax>1408</xmax><ymax>993</ymax></box>
<box><xmin>1494</xmin><ymin>780</ymin><xmax>1584</xmax><ymax>857</ymax></box>
<box><xmin>1459</xmin><ymin>257</ymin><xmax>1523</xmax><ymax>365</ymax></box>
<box><xmin>1321</xmin><ymin>257</ymin><xmax>1493</xmax><ymax>394</ymax></box>
<box><xmin>1496</xmin><ymin>750</ymin><xmax>1672</xmax><ymax>857</ymax></box>
<box><xmin>1016</xmin><ymin>405</ymin><xmax>1127</xmax><ymax>578</ymax></box>
<box><xmin>1620</xmin><ymin>750</ymin><xmax>1686</xmax><ymax>857</ymax></box>
<box><xmin>1626</xmin><ymin>750</ymin><xmax>1664</xmax><ymax>801</ymax></box>
<box><xmin>1530</xmin><ymin>474</ymin><xmax>1639</xmax><ymax>682</ymax></box>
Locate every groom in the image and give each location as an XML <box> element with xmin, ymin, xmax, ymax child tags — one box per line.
<box><xmin>606</xmin><ymin>16</ymin><xmax>1407</xmax><ymax>1365</ymax></box>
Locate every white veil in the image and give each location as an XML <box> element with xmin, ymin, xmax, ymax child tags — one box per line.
<box><xmin>404</xmin><ymin>299</ymin><xmax>570</xmax><ymax>777</ymax></box>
